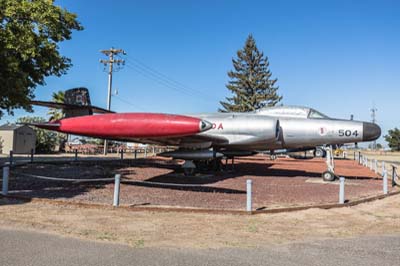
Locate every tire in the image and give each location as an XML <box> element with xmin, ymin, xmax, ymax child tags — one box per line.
<box><xmin>183</xmin><ymin>167</ymin><xmax>195</xmax><ymax>176</ymax></box>
<box><xmin>322</xmin><ymin>171</ymin><xmax>335</xmax><ymax>182</ymax></box>
<box><xmin>314</xmin><ymin>148</ymin><xmax>325</xmax><ymax>158</ymax></box>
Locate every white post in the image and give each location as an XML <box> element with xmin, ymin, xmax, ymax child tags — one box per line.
<box><xmin>374</xmin><ymin>159</ymin><xmax>378</xmax><ymax>174</ymax></box>
<box><xmin>144</xmin><ymin>148</ymin><xmax>147</xmax><ymax>158</ymax></box>
<box><xmin>246</xmin><ymin>179</ymin><xmax>252</xmax><ymax>212</ymax></box>
<box><xmin>113</xmin><ymin>174</ymin><xmax>121</xmax><ymax>206</ymax></box>
<box><xmin>339</xmin><ymin>177</ymin><xmax>345</xmax><ymax>204</ymax></box>
<box><xmin>370</xmin><ymin>159</ymin><xmax>373</xmax><ymax>171</ymax></box>
<box><xmin>382</xmin><ymin>161</ymin><xmax>385</xmax><ymax>177</ymax></box>
<box><xmin>2</xmin><ymin>163</ymin><xmax>10</xmax><ymax>195</ymax></box>
<box><xmin>383</xmin><ymin>170</ymin><xmax>388</xmax><ymax>195</ymax></box>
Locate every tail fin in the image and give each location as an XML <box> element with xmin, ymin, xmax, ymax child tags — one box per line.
<box><xmin>31</xmin><ymin>87</ymin><xmax>113</xmax><ymax>118</ymax></box>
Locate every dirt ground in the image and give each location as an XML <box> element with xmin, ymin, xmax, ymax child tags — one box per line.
<box><xmin>1</xmin><ymin>194</ymin><xmax>400</xmax><ymax>249</ymax></box>
<box><xmin>6</xmin><ymin>155</ymin><xmax>394</xmax><ymax>210</ymax></box>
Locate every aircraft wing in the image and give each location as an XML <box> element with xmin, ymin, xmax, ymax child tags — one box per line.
<box><xmin>111</xmin><ymin>133</ymin><xmax>229</xmax><ymax>147</ymax></box>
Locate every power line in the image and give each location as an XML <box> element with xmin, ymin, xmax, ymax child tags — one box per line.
<box><xmin>124</xmin><ymin>61</ymin><xmax>204</xmax><ymax>99</ymax></box>
<box><xmin>127</xmin><ymin>57</ymin><xmax>208</xmax><ymax>96</ymax></box>
<box><xmin>112</xmin><ymin>94</ymin><xmax>147</xmax><ymax>111</ymax></box>
<box><xmin>121</xmin><ymin>55</ymin><xmax>215</xmax><ymax>101</ymax></box>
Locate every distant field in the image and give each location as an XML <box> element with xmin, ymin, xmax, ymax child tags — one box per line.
<box><xmin>346</xmin><ymin>150</ymin><xmax>400</xmax><ymax>177</ymax></box>
<box><xmin>356</xmin><ymin>150</ymin><xmax>400</xmax><ymax>164</ymax></box>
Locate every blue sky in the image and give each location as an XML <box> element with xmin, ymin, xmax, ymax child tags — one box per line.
<box><xmin>3</xmin><ymin>0</ymin><xmax>400</xmax><ymax>145</ymax></box>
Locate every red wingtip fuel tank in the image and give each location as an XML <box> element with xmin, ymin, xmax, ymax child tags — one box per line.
<box><xmin>41</xmin><ymin>113</ymin><xmax>212</xmax><ymax>139</ymax></box>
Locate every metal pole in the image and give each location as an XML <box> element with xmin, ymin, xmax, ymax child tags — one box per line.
<box><xmin>246</xmin><ymin>179</ymin><xmax>252</xmax><ymax>212</ymax></box>
<box><xmin>120</xmin><ymin>149</ymin><xmax>124</xmax><ymax>160</ymax></box>
<box><xmin>30</xmin><ymin>148</ymin><xmax>34</xmax><ymax>163</ymax></box>
<box><xmin>358</xmin><ymin>152</ymin><xmax>361</xmax><ymax>164</ymax></box>
<box><xmin>9</xmin><ymin>150</ymin><xmax>13</xmax><ymax>165</ymax></box>
<box><xmin>74</xmin><ymin>149</ymin><xmax>78</xmax><ymax>161</ymax></box>
<box><xmin>392</xmin><ymin>165</ymin><xmax>396</xmax><ymax>187</ymax></box>
<box><xmin>383</xmin><ymin>170</ymin><xmax>388</xmax><ymax>195</ymax></box>
<box><xmin>134</xmin><ymin>149</ymin><xmax>137</xmax><ymax>159</ymax></box>
<box><xmin>103</xmin><ymin>60</ymin><xmax>113</xmax><ymax>156</ymax></box>
<box><xmin>144</xmin><ymin>148</ymin><xmax>147</xmax><ymax>158</ymax></box>
<box><xmin>2</xmin><ymin>163</ymin><xmax>10</xmax><ymax>195</ymax></box>
<box><xmin>382</xmin><ymin>161</ymin><xmax>385</xmax><ymax>176</ymax></box>
<box><xmin>113</xmin><ymin>174</ymin><xmax>121</xmax><ymax>207</ymax></box>
<box><xmin>100</xmin><ymin>48</ymin><xmax>125</xmax><ymax>155</ymax></box>
<box><xmin>374</xmin><ymin>159</ymin><xmax>378</xmax><ymax>174</ymax></box>
<box><xmin>339</xmin><ymin>177</ymin><xmax>345</xmax><ymax>204</ymax></box>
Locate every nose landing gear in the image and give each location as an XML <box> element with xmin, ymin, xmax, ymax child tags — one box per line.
<box><xmin>321</xmin><ymin>146</ymin><xmax>336</xmax><ymax>182</ymax></box>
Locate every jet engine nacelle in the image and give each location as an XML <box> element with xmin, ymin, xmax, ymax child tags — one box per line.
<box><xmin>200</xmin><ymin>115</ymin><xmax>280</xmax><ymax>147</ymax></box>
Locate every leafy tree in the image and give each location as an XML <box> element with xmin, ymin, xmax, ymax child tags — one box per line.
<box><xmin>384</xmin><ymin>128</ymin><xmax>400</xmax><ymax>151</ymax></box>
<box><xmin>17</xmin><ymin>116</ymin><xmax>58</xmax><ymax>153</ymax></box>
<box><xmin>0</xmin><ymin>0</ymin><xmax>83</xmax><ymax>118</ymax></box>
<box><xmin>219</xmin><ymin>34</ymin><xmax>282</xmax><ymax>112</ymax></box>
<box><xmin>47</xmin><ymin>90</ymin><xmax>65</xmax><ymax>121</ymax></box>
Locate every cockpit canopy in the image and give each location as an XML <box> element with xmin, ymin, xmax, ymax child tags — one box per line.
<box><xmin>255</xmin><ymin>105</ymin><xmax>329</xmax><ymax>119</ymax></box>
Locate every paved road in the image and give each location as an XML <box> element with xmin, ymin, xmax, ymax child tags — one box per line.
<box><xmin>1</xmin><ymin>228</ymin><xmax>399</xmax><ymax>266</ymax></box>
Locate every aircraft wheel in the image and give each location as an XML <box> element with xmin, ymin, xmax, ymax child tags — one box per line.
<box><xmin>322</xmin><ymin>171</ymin><xmax>335</xmax><ymax>182</ymax></box>
<box><xmin>183</xmin><ymin>167</ymin><xmax>195</xmax><ymax>176</ymax></box>
<box><xmin>314</xmin><ymin>148</ymin><xmax>326</xmax><ymax>158</ymax></box>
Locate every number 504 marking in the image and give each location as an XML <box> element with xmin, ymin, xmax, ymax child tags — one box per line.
<box><xmin>339</xmin><ymin>129</ymin><xmax>359</xmax><ymax>137</ymax></box>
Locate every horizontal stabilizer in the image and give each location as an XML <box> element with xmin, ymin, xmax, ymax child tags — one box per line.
<box><xmin>31</xmin><ymin>101</ymin><xmax>114</xmax><ymax>114</ymax></box>
<box><xmin>18</xmin><ymin>122</ymin><xmax>61</xmax><ymax>130</ymax></box>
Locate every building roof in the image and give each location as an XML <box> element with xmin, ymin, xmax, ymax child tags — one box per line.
<box><xmin>0</xmin><ymin>124</ymin><xmax>27</xmax><ymax>131</ymax></box>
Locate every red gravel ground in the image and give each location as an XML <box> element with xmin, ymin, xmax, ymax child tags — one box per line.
<box><xmin>8</xmin><ymin>155</ymin><xmax>396</xmax><ymax>210</ymax></box>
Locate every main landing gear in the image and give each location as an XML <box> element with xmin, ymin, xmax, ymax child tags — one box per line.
<box><xmin>314</xmin><ymin>147</ymin><xmax>327</xmax><ymax>158</ymax></box>
<box><xmin>321</xmin><ymin>146</ymin><xmax>336</xmax><ymax>182</ymax></box>
<box><xmin>182</xmin><ymin>158</ymin><xmax>224</xmax><ymax>176</ymax></box>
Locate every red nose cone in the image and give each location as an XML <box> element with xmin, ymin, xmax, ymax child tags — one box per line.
<box><xmin>57</xmin><ymin>113</ymin><xmax>209</xmax><ymax>139</ymax></box>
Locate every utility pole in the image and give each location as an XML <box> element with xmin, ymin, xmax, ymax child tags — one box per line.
<box><xmin>371</xmin><ymin>106</ymin><xmax>377</xmax><ymax>150</ymax></box>
<box><xmin>100</xmin><ymin>47</ymin><xmax>126</xmax><ymax>155</ymax></box>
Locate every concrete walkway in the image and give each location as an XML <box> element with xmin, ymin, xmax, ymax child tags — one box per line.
<box><xmin>1</xmin><ymin>228</ymin><xmax>399</xmax><ymax>266</ymax></box>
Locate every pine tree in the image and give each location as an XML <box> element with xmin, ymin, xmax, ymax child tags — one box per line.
<box><xmin>219</xmin><ymin>34</ymin><xmax>282</xmax><ymax>112</ymax></box>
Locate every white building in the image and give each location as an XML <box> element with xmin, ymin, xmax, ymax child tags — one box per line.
<box><xmin>0</xmin><ymin>124</ymin><xmax>36</xmax><ymax>154</ymax></box>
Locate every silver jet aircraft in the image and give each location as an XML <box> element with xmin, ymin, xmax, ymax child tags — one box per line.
<box><xmin>159</xmin><ymin>105</ymin><xmax>380</xmax><ymax>180</ymax></box>
<box><xmin>31</xmin><ymin>88</ymin><xmax>381</xmax><ymax>181</ymax></box>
